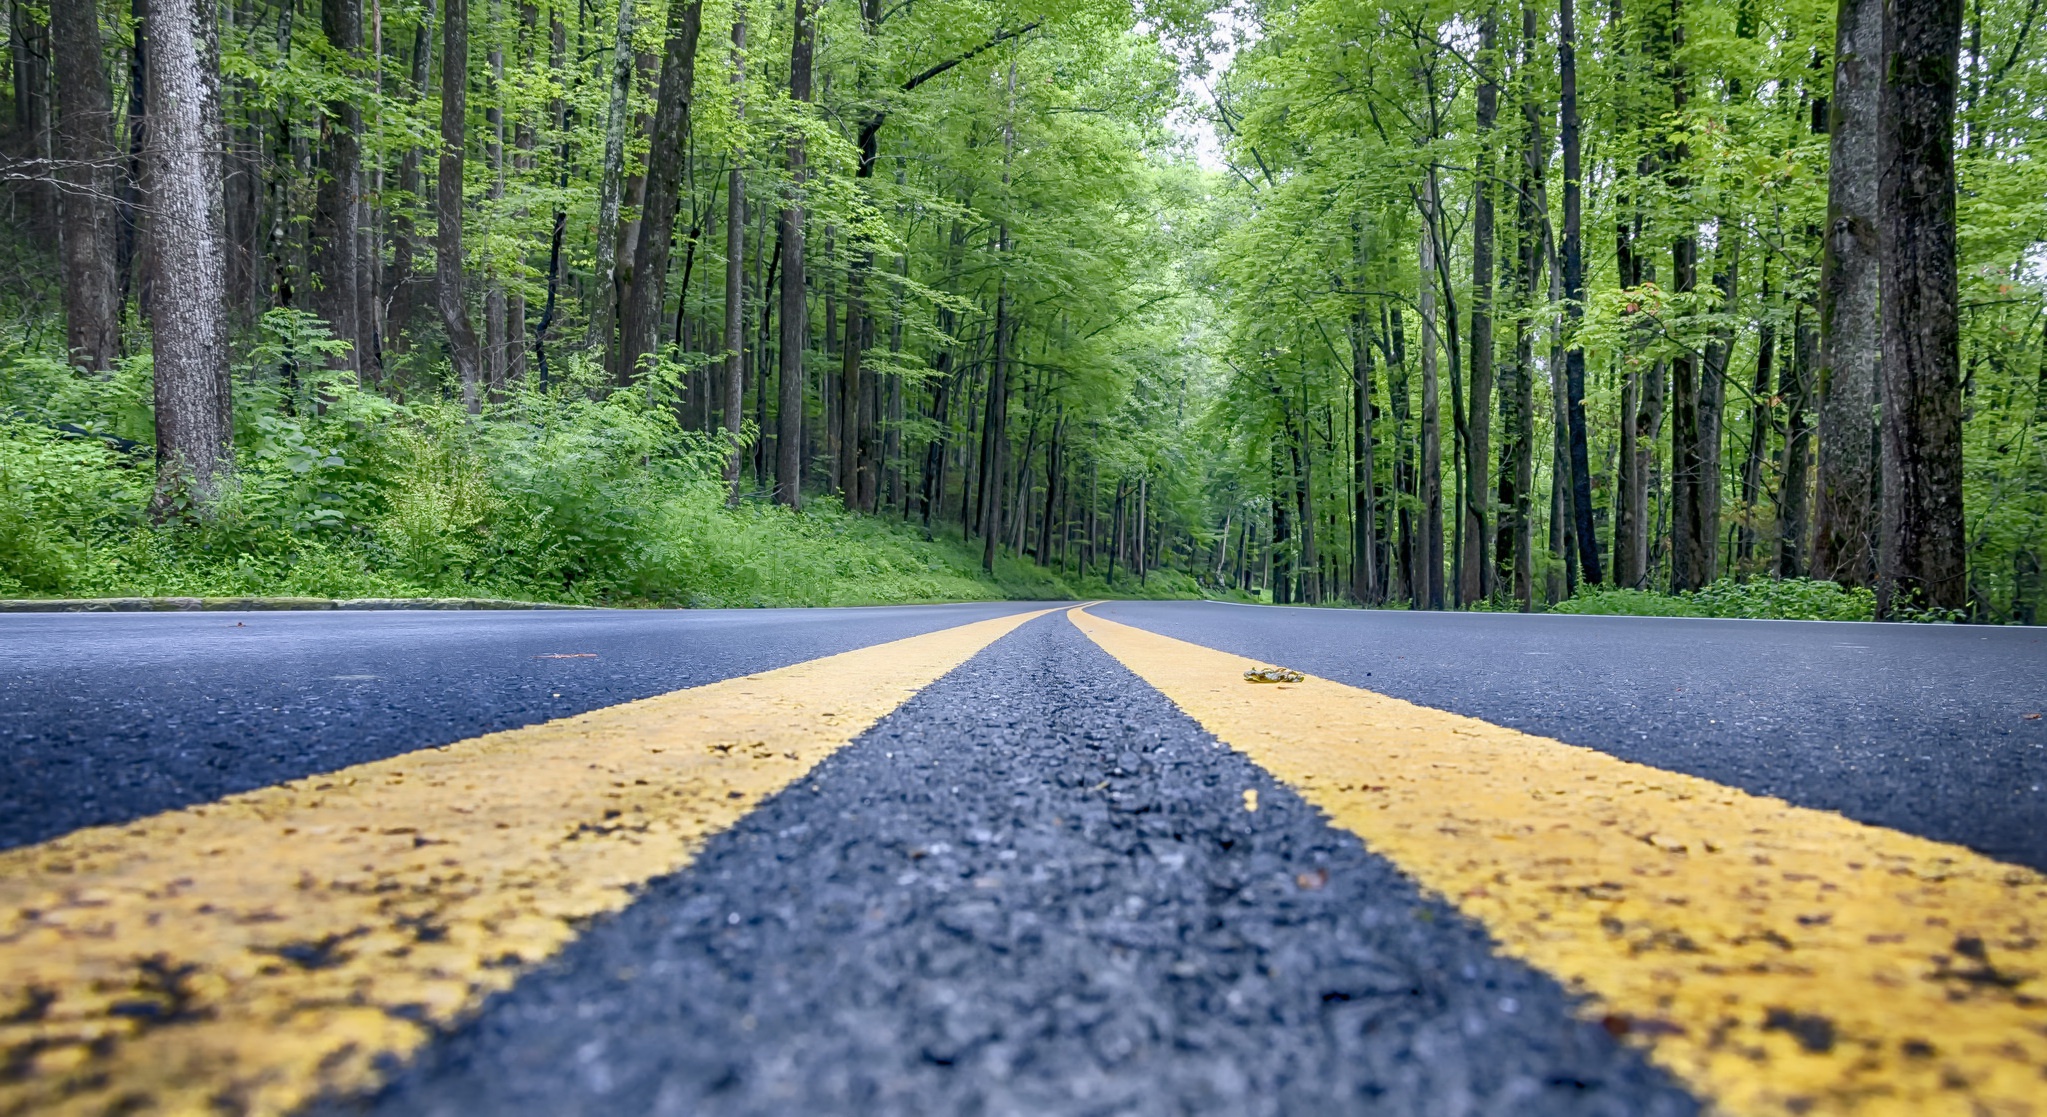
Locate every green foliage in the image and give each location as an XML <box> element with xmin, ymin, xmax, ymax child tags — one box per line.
<box><xmin>1551</xmin><ymin>578</ymin><xmax>1877</xmax><ymax>622</ymax></box>
<box><xmin>0</xmin><ymin>361</ymin><xmax>1136</xmax><ymax>607</ymax></box>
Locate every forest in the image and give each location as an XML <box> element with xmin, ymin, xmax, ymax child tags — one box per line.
<box><xmin>0</xmin><ymin>0</ymin><xmax>2037</xmax><ymax>618</ymax></box>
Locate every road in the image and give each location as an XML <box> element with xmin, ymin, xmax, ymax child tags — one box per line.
<box><xmin>2</xmin><ymin>602</ymin><xmax>2043</xmax><ymax>1117</ymax></box>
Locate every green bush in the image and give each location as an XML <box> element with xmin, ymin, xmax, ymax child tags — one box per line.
<box><xmin>0</xmin><ymin>337</ymin><xmax>1193</xmax><ymax>607</ymax></box>
<box><xmin>1552</xmin><ymin>577</ymin><xmax>1877</xmax><ymax>622</ymax></box>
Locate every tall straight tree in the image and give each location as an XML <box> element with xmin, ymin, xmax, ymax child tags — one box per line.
<box><xmin>438</xmin><ymin>0</ymin><xmax>485</xmax><ymax>409</ymax></box>
<box><xmin>587</xmin><ymin>0</ymin><xmax>638</xmax><ymax>361</ymax></box>
<box><xmin>1876</xmin><ymin>0</ymin><xmax>1966</xmax><ymax>614</ymax></box>
<box><xmin>618</xmin><ymin>0</ymin><xmax>705</xmax><ymax>383</ymax></box>
<box><xmin>144</xmin><ymin>0</ymin><xmax>232</xmax><ymax>507</ymax></box>
<box><xmin>313</xmin><ymin>0</ymin><xmax>365</xmax><ymax>377</ymax></box>
<box><xmin>1814</xmin><ymin>0</ymin><xmax>1883</xmax><ymax>587</ymax></box>
<box><xmin>1559</xmin><ymin>0</ymin><xmax>1602</xmax><ymax>584</ymax></box>
<box><xmin>1463</xmin><ymin>2</ymin><xmax>1499</xmax><ymax>605</ymax></box>
<box><xmin>51</xmin><ymin>0</ymin><xmax>122</xmax><ymax>373</ymax></box>
<box><xmin>774</xmin><ymin>0</ymin><xmax>812</xmax><ymax>507</ymax></box>
<box><xmin>722</xmin><ymin>4</ymin><xmax>747</xmax><ymax>500</ymax></box>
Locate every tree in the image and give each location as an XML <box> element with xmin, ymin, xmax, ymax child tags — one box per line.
<box><xmin>438</xmin><ymin>0</ymin><xmax>485</xmax><ymax>409</ymax></box>
<box><xmin>774</xmin><ymin>0</ymin><xmax>812</xmax><ymax>507</ymax></box>
<box><xmin>313</xmin><ymin>0</ymin><xmax>365</xmax><ymax>378</ymax></box>
<box><xmin>51</xmin><ymin>0</ymin><xmax>121</xmax><ymax>374</ymax></box>
<box><xmin>1877</xmin><ymin>0</ymin><xmax>1966</xmax><ymax>614</ymax></box>
<box><xmin>1814</xmin><ymin>0</ymin><xmax>1883</xmax><ymax>587</ymax></box>
<box><xmin>145</xmin><ymin>0</ymin><xmax>233</xmax><ymax>507</ymax></box>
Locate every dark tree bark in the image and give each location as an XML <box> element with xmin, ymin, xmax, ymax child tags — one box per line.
<box><xmin>774</xmin><ymin>0</ymin><xmax>812</xmax><ymax>506</ymax></box>
<box><xmin>619</xmin><ymin>0</ymin><xmax>705</xmax><ymax>383</ymax></box>
<box><xmin>437</xmin><ymin>0</ymin><xmax>484</xmax><ymax>409</ymax></box>
<box><xmin>145</xmin><ymin>0</ymin><xmax>232</xmax><ymax>508</ymax></box>
<box><xmin>1350</xmin><ymin>270</ymin><xmax>1378</xmax><ymax>605</ymax></box>
<box><xmin>722</xmin><ymin>5</ymin><xmax>746</xmax><ymax>500</ymax></box>
<box><xmin>1464</xmin><ymin>2</ymin><xmax>1499</xmax><ymax>605</ymax></box>
<box><xmin>385</xmin><ymin>0</ymin><xmax>434</xmax><ymax>352</ymax></box>
<box><xmin>586</xmin><ymin>0</ymin><xmax>638</xmax><ymax>360</ymax></box>
<box><xmin>1876</xmin><ymin>0</ymin><xmax>1966</xmax><ymax>614</ymax></box>
<box><xmin>1667</xmin><ymin>7</ymin><xmax>1710</xmax><ymax>593</ymax></box>
<box><xmin>1780</xmin><ymin>299</ymin><xmax>1818</xmax><ymax>576</ymax></box>
<box><xmin>979</xmin><ymin>265</ymin><xmax>1009</xmax><ymax>571</ymax></box>
<box><xmin>52</xmin><ymin>0</ymin><xmax>122</xmax><ymax>373</ymax></box>
<box><xmin>1560</xmin><ymin>0</ymin><xmax>1603</xmax><ymax>584</ymax></box>
<box><xmin>313</xmin><ymin>0</ymin><xmax>364</xmax><ymax>377</ymax></box>
<box><xmin>1814</xmin><ymin>0</ymin><xmax>1883</xmax><ymax>587</ymax></box>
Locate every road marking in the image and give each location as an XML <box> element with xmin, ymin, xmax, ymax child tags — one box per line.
<box><xmin>0</xmin><ymin>607</ymin><xmax>1053</xmax><ymax>1117</ymax></box>
<box><xmin>1069</xmin><ymin>606</ymin><xmax>2047</xmax><ymax>1117</ymax></box>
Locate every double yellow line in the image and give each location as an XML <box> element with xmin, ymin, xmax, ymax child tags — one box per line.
<box><xmin>3</xmin><ymin>604</ymin><xmax>2042</xmax><ymax>1117</ymax></box>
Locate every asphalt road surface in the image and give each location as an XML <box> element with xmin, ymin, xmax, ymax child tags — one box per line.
<box><xmin>4</xmin><ymin>601</ymin><xmax>2044</xmax><ymax>1117</ymax></box>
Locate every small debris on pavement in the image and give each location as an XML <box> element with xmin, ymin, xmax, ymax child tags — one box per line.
<box><xmin>1243</xmin><ymin>789</ymin><xmax>1259</xmax><ymax>812</ymax></box>
<box><xmin>536</xmin><ymin>653</ymin><xmax>598</xmax><ymax>659</ymax></box>
<box><xmin>1243</xmin><ymin>666</ymin><xmax>1304</xmax><ymax>684</ymax></box>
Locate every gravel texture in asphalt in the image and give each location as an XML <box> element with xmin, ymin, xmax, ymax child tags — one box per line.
<box><xmin>0</xmin><ymin>603</ymin><xmax>1040</xmax><ymax>850</ymax></box>
<box><xmin>1094</xmin><ymin>602</ymin><xmax>2047</xmax><ymax>872</ymax></box>
<box><xmin>333</xmin><ymin>613</ymin><xmax>1699</xmax><ymax>1117</ymax></box>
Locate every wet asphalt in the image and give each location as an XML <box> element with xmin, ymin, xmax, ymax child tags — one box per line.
<box><xmin>6</xmin><ymin>600</ymin><xmax>2042</xmax><ymax>1114</ymax></box>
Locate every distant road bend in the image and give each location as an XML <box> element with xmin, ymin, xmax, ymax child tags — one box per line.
<box><xmin>2</xmin><ymin>602</ymin><xmax>2043</xmax><ymax>1117</ymax></box>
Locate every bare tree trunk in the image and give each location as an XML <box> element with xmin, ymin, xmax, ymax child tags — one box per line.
<box><xmin>438</xmin><ymin>0</ymin><xmax>484</xmax><ymax>409</ymax></box>
<box><xmin>1350</xmin><ymin>281</ymin><xmax>1378</xmax><ymax>604</ymax></box>
<box><xmin>723</xmin><ymin>5</ymin><xmax>746</xmax><ymax>500</ymax></box>
<box><xmin>1876</xmin><ymin>0</ymin><xmax>1966</xmax><ymax>614</ymax></box>
<box><xmin>774</xmin><ymin>0</ymin><xmax>811</xmax><ymax>506</ymax></box>
<box><xmin>619</xmin><ymin>0</ymin><xmax>704</xmax><ymax>384</ymax></box>
<box><xmin>51</xmin><ymin>0</ymin><xmax>122</xmax><ymax>373</ymax></box>
<box><xmin>314</xmin><ymin>0</ymin><xmax>364</xmax><ymax>377</ymax></box>
<box><xmin>1814</xmin><ymin>0</ymin><xmax>1884</xmax><ymax>587</ymax></box>
<box><xmin>145</xmin><ymin>0</ymin><xmax>233</xmax><ymax>508</ymax></box>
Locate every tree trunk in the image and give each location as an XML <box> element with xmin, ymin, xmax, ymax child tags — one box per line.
<box><xmin>1780</xmin><ymin>300</ymin><xmax>1818</xmax><ymax>576</ymax></box>
<box><xmin>587</xmin><ymin>0</ymin><xmax>638</xmax><ymax>359</ymax></box>
<box><xmin>51</xmin><ymin>0</ymin><xmax>122</xmax><ymax>373</ymax></box>
<box><xmin>774</xmin><ymin>0</ymin><xmax>811</xmax><ymax>507</ymax></box>
<box><xmin>721</xmin><ymin>6</ymin><xmax>747</xmax><ymax>500</ymax></box>
<box><xmin>1739</xmin><ymin>259</ymin><xmax>1777</xmax><ymax>564</ymax></box>
<box><xmin>386</xmin><ymin>0</ymin><xmax>434</xmax><ymax>352</ymax></box>
<box><xmin>1350</xmin><ymin>291</ymin><xmax>1378</xmax><ymax>604</ymax></box>
<box><xmin>979</xmin><ymin>267</ymin><xmax>1009</xmax><ymax>570</ymax></box>
<box><xmin>313</xmin><ymin>0</ymin><xmax>364</xmax><ymax>378</ymax></box>
<box><xmin>619</xmin><ymin>0</ymin><xmax>704</xmax><ymax>384</ymax></box>
<box><xmin>1417</xmin><ymin>194</ymin><xmax>1445</xmax><ymax>611</ymax></box>
<box><xmin>1559</xmin><ymin>0</ymin><xmax>1602</xmax><ymax>584</ymax></box>
<box><xmin>1666</xmin><ymin>7</ymin><xmax>1709</xmax><ymax>592</ymax></box>
<box><xmin>1813</xmin><ymin>0</ymin><xmax>1884</xmax><ymax>586</ymax></box>
<box><xmin>1876</xmin><ymin>0</ymin><xmax>1966</xmax><ymax>614</ymax></box>
<box><xmin>145</xmin><ymin>0</ymin><xmax>233</xmax><ymax>508</ymax></box>
<box><xmin>1464</xmin><ymin>2</ymin><xmax>1499</xmax><ymax>604</ymax></box>
<box><xmin>438</xmin><ymin>0</ymin><xmax>484</xmax><ymax>409</ymax></box>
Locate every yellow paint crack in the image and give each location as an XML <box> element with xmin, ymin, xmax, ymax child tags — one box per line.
<box><xmin>1069</xmin><ymin>605</ymin><xmax>2047</xmax><ymax>1117</ymax></box>
<box><xmin>0</xmin><ymin>607</ymin><xmax>1051</xmax><ymax>1117</ymax></box>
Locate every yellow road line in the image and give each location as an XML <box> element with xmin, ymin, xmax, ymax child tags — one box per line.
<box><xmin>0</xmin><ymin>607</ymin><xmax>1052</xmax><ymax>1117</ymax></box>
<box><xmin>1069</xmin><ymin>606</ymin><xmax>2047</xmax><ymax>1117</ymax></box>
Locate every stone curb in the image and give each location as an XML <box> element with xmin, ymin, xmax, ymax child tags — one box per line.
<box><xmin>0</xmin><ymin>597</ymin><xmax>595</xmax><ymax>613</ymax></box>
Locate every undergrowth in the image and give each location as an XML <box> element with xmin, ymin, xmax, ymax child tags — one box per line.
<box><xmin>1550</xmin><ymin>577</ymin><xmax>1880</xmax><ymax>622</ymax></box>
<box><xmin>0</xmin><ymin>312</ymin><xmax>1193</xmax><ymax>607</ymax></box>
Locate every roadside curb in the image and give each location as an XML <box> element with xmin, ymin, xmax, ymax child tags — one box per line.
<box><xmin>0</xmin><ymin>597</ymin><xmax>595</xmax><ymax>613</ymax></box>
